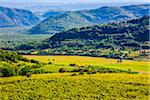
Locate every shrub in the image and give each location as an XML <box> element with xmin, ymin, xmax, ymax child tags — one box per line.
<box><xmin>83</xmin><ymin>69</ymin><xmax>89</xmax><ymax>72</ymax></box>
<box><xmin>87</xmin><ymin>72</ymin><xmax>92</xmax><ymax>74</ymax></box>
<box><xmin>128</xmin><ymin>69</ymin><xmax>131</xmax><ymax>73</ymax></box>
<box><xmin>26</xmin><ymin>72</ymin><xmax>32</xmax><ymax>77</ymax></box>
<box><xmin>71</xmin><ymin>68</ymin><xmax>83</xmax><ymax>72</ymax></box>
<box><xmin>31</xmin><ymin>64</ymin><xmax>42</xmax><ymax>68</ymax></box>
<box><xmin>21</xmin><ymin>57</ymin><xmax>30</xmax><ymax>62</ymax></box>
<box><xmin>71</xmin><ymin>73</ymin><xmax>77</xmax><ymax>76</ymax></box>
<box><xmin>91</xmin><ymin>71</ymin><xmax>97</xmax><ymax>74</ymax></box>
<box><xmin>0</xmin><ymin>67</ymin><xmax>15</xmax><ymax>77</ymax></box>
<box><xmin>69</xmin><ymin>63</ymin><xmax>77</xmax><ymax>66</ymax></box>
<box><xmin>79</xmin><ymin>72</ymin><xmax>84</xmax><ymax>75</ymax></box>
<box><xmin>31</xmin><ymin>69</ymin><xmax>45</xmax><ymax>74</ymax></box>
<box><xmin>59</xmin><ymin>68</ymin><xmax>67</xmax><ymax>73</ymax></box>
<box><xmin>19</xmin><ymin>66</ymin><xmax>31</xmax><ymax>76</ymax></box>
<box><xmin>30</xmin><ymin>59</ymin><xmax>40</xmax><ymax>64</ymax></box>
<box><xmin>48</xmin><ymin>62</ymin><xmax>52</xmax><ymax>64</ymax></box>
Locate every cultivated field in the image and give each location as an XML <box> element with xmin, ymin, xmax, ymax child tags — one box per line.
<box><xmin>0</xmin><ymin>55</ymin><xmax>149</xmax><ymax>100</ymax></box>
<box><xmin>24</xmin><ymin>55</ymin><xmax>150</xmax><ymax>72</ymax></box>
<box><xmin>0</xmin><ymin>73</ymin><xmax>149</xmax><ymax>100</ymax></box>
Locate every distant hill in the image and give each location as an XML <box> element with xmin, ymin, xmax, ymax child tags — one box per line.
<box><xmin>43</xmin><ymin>11</ymin><xmax>66</xmax><ymax>18</ymax></box>
<box><xmin>0</xmin><ymin>6</ymin><xmax>41</xmax><ymax>27</ymax></box>
<box><xmin>29</xmin><ymin>4</ymin><xmax>150</xmax><ymax>34</ymax></box>
<box><xmin>43</xmin><ymin>16</ymin><xmax>149</xmax><ymax>49</ymax></box>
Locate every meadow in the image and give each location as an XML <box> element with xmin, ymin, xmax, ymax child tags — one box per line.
<box><xmin>24</xmin><ymin>55</ymin><xmax>150</xmax><ymax>72</ymax></box>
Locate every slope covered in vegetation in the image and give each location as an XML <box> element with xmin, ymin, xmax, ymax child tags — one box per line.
<box><xmin>26</xmin><ymin>16</ymin><xmax>149</xmax><ymax>59</ymax></box>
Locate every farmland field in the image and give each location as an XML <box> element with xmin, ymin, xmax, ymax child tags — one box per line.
<box><xmin>0</xmin><ymin>73</ymin><xmax>149</xmax><ymax>100</ymax></box>
<box><xmin>0</xmin><ymin>55</ymin><xmax>150</xmax><ymax>100</ymax></box>
<box><xmin>24</xmin><ymin>55</ymin><xmax>150</xmax><ymax>72</ymax></box>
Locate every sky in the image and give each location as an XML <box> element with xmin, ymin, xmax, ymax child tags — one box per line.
<box><xmin>0</xmin><ymin>0</ymin><xmax>149</xmax><ymax>3</ymax></box>
<box><xmin>0</xmin><ymin>0</ymin><xmax>149</xmax><ymax>12</ymax></box>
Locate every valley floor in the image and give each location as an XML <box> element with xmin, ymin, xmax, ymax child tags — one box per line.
<box><xmin>24</xmin><ymin>55</ymin><xmax>150</xmax><ymax>72</ymax></box>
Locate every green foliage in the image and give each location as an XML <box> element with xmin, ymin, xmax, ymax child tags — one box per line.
<box><xmin>0</xmin><ymin>50</ymin><xmax>27</xmax><ymax>63</ymax></box>
<box><xmin>29</xmin><ymin>16</ymin><xmax>149</xmax><ymax>59</ymax></box>
<box><xmin>19</xmin><ymin>66</ymin><xmax>31</xmax><ymax>76</ymax></box>
<box><xmin>0</xmin><ymin>67</ymin><xmax>15</xmax><ymax>77</ymax></box>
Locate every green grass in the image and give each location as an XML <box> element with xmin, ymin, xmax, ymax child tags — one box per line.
<box><xmin>24</xmin><ymin>55</ymin><xmax>150</xmax><ymax>72</ymax></box>
<box><xmin>0</xmin><ymin>73</ymin><xmax>149</xmax><ymax>100</ymax></box>
<box><xmin>35</xmin><ymin>64</ymin><xmax>75</xmax><ymax>73</ymax></box>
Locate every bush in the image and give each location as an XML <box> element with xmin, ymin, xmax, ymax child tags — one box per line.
<box><xmin>0</xmin><ymin>67</ymin><xmax>15</xmax><ymax>77</ymax></box>
<box><xmin>59</xmin><ymin>68</ymin><xmax>67</xmax><ymax>73</ymax></box>
<box><xmin>79</xmin><ymin>72</ymin><xmax>84</xmax><ymax>75</ymax></box>
<box><xmin>83</xmin><ymin>69</ymin><xmax>89</xmax><ymax>72</ymax></box>
<box><xmin>87</xmin><ymin>71</ymin><xmax>92</xmax><ymax>74</ymax></box>
<box><xmin>71</xmin><ymin>68</ymin><xmax>83</xmax><ymax>72</ymax></box>
<box><xmin>48</xmin><ymin>62</ymin><xmax>52</xmax><ymax>64</ymax></box>
<box><xmin>91</xmin><ymin>71</ymin><xmax>97</xmax><ymax>74</ymax></box>
<box><xmin>21</xmin><ymin>57</ymin><xmax>30</xmax><ymax>62</ymax></box>
<box><xmin>30</xmin><ymin>59</ymin><xmax>40</xmax><ymax>64</ymax></box>
<box><xmin>31</xmin><ymin>69</ymin><xmax>45</xmax><ymax>74</ymax></box>
<box><xmin>71</xmin><ymin>73</ymin><xmax>77</xmax><ymax>76</ymax></box>
<box><xmin>31</xmin><ymin>64</ymin><xmax>42</xmax><ymax>68</ymax></box>
<box><xmin>26</xmin><ymin>72</ymin><xmax>32</xmax><ymax>77</ymax></box>
<box><xmin>69</xmin><ymin>63</ymin><xmax>77</xmax><ymax>66</ymax></box>
<box><xmin>19</xmin><ymin>66</ymin><xmax>31</xmax><ymax>76</ymax></box>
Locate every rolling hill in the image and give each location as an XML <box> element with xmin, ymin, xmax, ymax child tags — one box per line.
<box><xmin>0</xmin><ymin>6</ymin><xmax>41</xmax><ymax>27</ymax></box>
<box><xmin>45</xmin><ymin>16</ymin><xmax>149</xmax><ymax>49</ymax></box>
<box><xmin>29</xmin><ymin>4</ymin><xmax>149</xmax><ymax>34</ymax></box>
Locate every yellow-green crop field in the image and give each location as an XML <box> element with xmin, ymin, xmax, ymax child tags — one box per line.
<box><xmin>24</xmin><ymin>55</ymin><xmax>150</xmax><ymax>72</ymax></box>
<box><xmin>0</xmin><ymin>73</ymin><xmax>149</xmax><ymax>100</ymax></box>
<box><xmin>0</xmin><ymin>55</ymin><xmax>150</xmax><ymax>99</ymax></box>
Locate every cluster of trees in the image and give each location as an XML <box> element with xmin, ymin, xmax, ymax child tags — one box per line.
<box><xmin>0</xmin><ymin>50</ymin><xmax>49</xmax><ymax>77</ymax></box>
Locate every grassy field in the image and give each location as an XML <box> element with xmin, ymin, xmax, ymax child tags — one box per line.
<box><xmin>24</xmin><ymin>55</ymin><xmax>150</xmax><ymax>72</ymax></box>
<box><xmin>0</xmin><ymin>73</ymin><xmax>149</xmax><ymax>100</ymax></box>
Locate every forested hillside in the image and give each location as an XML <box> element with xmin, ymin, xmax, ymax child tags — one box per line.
<box><xmin>15</xmin><ymin>16</ymin><xmax>149</xmax><ymax>59</ymax></box>
<box><xmin>29</xmin><ymin>4</ymin><xmax>149</xmax><ymax>34</ymax></box>
<box><xmin>45</xmin><ymin>16</ymin><xmax>149</xmax><ymax>49</ymax></box>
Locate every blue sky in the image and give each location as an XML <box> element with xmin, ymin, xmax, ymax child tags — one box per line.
<box><xmin>0</xmin><ymin>0</ymin><xmax>149</xmax><ymax>12</ymax></box>
<box><xmin>0</xmin><ymin>0</ymin><xmax>149</xmax><ymax>3</ymax></box>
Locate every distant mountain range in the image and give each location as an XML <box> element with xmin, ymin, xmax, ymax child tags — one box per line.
<box><xmin>0</xmin><ymin>6</ymin><xmax>41</xmax><ymax>27</ymax></box>
<box><xmin>29</xmin><ymin>4</ymin><xmax>150</xmax><ymax>34</ymax></box>
<box><xmin>43</xmin><ymin>16</ymin><xmax>149</xmax><ymax>49</ymax></box>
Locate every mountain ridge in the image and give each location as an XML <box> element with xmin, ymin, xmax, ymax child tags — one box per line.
<box><xmin>29</xmin><ymin>4</ymin><xmax>150</xmax><ymax>34</ymax></box>
<box><xmin>0</xmin><ymin>6</ymin><xmax>41</xmax><ymax>27</ymax></box>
